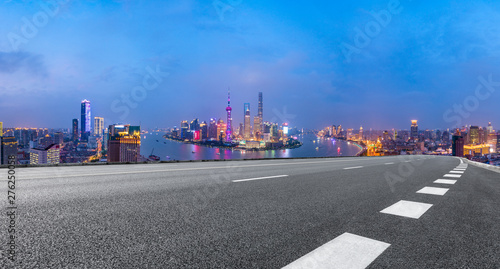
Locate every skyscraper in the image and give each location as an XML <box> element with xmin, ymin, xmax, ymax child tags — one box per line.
<box><xmin>487</xmin><ymin>122</ymin><xmax>493</xmax><ymax>134</ymax></box>
<box><xmin>72</xmin><ymin>119</ymin><xmax>79</xmax><ymax>143</ymax></box>
<box><xmin>0</xmin><ymin>122</ymin><xmax>3</xmax><ymax>137</ymax></box>
<box><xmin>469</xmin><ymin>126</ymin><xmax>479</xmax><ymax>145</ymax></box>
<box><xmin>452</xmin><ymin>131</ymin><xmax>464</xmax><ymax>157</ymax></box>
<box><xmin>258</xmin><ymin>92</ymin><xmax>263</xmax><ymax>134</ymax></box>
<box><xmin>209</xmin><ymin>118</ymin><xmax>217</xmax><ymax>139</ymax></box>
<box><xmin>107</xmin><ymin>124</ymin><xmax>141</xmax><ymax>163</ymax></box>
<box><xmin>253</xmin><ymin>116</ymin><xmax>261</xmax><ymax>139</ymax></box>
<box><xmin>80</xmin><ymin>100</ymin><xmax>91</xmax><ymax>142</ymax></box>
<box><xmin>94</xmin><ymin>117</ymin><xmax>104</xmax><ymax>136</ymax></box>
<box><xmin>244</xmin><ymin>103</ymin><xmax>251</xmax><ymax>139</ymax></box>
<box><xmin>226</xmin><ymin>90</ymin><xmax>233</xmax><ymax>142</ymax></box>
<box><xmin>1</xmin><ymin>136</ymin><xmax>17</xmax><ymax>165</ymax></box>
<box><xmin>180</xmin><ymin>121</ymin><xmax>189</xmax><ymax>139</ymax></box>
<box><xmin>410</xmin><ymin>120</ymin><xmax>418</xmax><ymax>140</ymax></box>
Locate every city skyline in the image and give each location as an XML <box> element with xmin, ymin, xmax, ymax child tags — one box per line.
<box><xmin>1</xmin><ymin>1</ymin><xmax>499</xmax><ymax>130</ymax></box>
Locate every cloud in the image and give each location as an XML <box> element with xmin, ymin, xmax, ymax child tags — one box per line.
<box><xmin>0</xmin><ymin>51</ymin><xmax>48</xmax><ymax>77</ymax></box>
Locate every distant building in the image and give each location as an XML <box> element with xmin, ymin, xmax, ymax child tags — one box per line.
<box><xmin>0</xmin><ymin>122</ymin><xmax>3</xmax><ymax>137</ymax></box>
<box><xmin>410</xmin><ymin>120</ymin><xmax>418</xmax><ymax>140</ymax></box>
<box><xmin>258</xmin><ymin>92</ymin><xmax>263</xmax><ymax>134</ymax></box>
<box><xmin>226</xmin><ymin>91</ymin><xmax>233</xmax><ymax>142</ymax></box>
<box><xmin>30</xmin><ymin>144</ymin><xmax>60</xmax><ymax>165</ymax></box>
<box><xmin>209</xmin><ymin>118</ymin><xmax>217</xmax><ymax>139</ymax></box>
<box><xmin>452</xmin><ymin>135</ymin><xmax>464</xmax><ymax>157</ymax></box>
<box><xmin>94</xmin><ymin>117</ymin><xmax>104</xmax><ymax>136</ymax></box>
<box><xmin>180</xmin><ymin>121</ymin><xmax>189</xmax><ymax>139</ymax></box>
<box><xmin>1</xmin><ymin>136</ymin><xmax>18</xmax><ymax>165</ymax></box>
<box><xmin>72</xmin><ymin>119</ymin><xmax>79</xmax><ymax>143</ymax></box>
<box><xmin>244</xmin><ymin>103</ymin><xmax>251</xmax><ymax>139</ymax></box>
<box><xmin>54</xmin><ymin>132</ymin><xmax>64</xmax><ymax>145</ymax></box>
<box><xmin>469</xmin><ymin>126</ymin><xmax>479</xmax><ymax>145</ymax></box>
<box><xmin>80</xmin><ymin>100</ymin><xmax>91</xmax><ymax>141</ymax></box>
<box><xmin>107</xmin><ymin>124</ymin><xmax>141</xmax><ymax>163</ymax></box>
<box><xmin>253</xmin><ymin>116</ymin><xmax>261</xmax><ymax>139</ymax></box>
<box><xmin>200</xmin><ymin>121</ymin><xmax>208</xmax><ymax>140</ymax></box>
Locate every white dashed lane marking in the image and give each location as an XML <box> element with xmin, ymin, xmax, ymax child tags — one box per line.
<box><xmin>282</xmin><ymin>233</ymin><xmax>390</xmax><ymax>269</ymax></box>
<box><xmin>434</xmin><ymin>179</ymin><xmax>457</xmax><ymax>185</ymax></box>
<box><xmin>344</xmin><ymin>166</ymin><xmax>363</xmax><ymax>170</ymax></box>
<box><xmin>449</xmin><ymin>171</ymin><xmax>464</xmax><ymax>174</ymax></box>
<box><xmin>232</xmin><ymin>175</ymin><xmax>289</xmax><ymax>183</ymax></box>
<box><xmin>443</xmin><ymin>174</ymin><xmax>462</xmax><ymax>178</ymax></box>
<box><xmin>416</xmin><ymin>187</ymin><xmax>449</xmax><ymax>196</ymax></box>
<box><xmin>380</xmin><ymin>200</ymin><xmax>433</xmax><ymax>219</ymax></box>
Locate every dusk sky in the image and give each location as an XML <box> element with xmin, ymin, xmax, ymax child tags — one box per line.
<box><xmin>1</xmin><ymin>0</ymin><xmax>499</xmax><ymax>130</ymax></box>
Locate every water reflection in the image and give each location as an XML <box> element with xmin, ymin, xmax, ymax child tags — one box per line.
<box><xmin>141</xmin><ymin>132</ymin><xmax>361</xmax><ymax>161</ymax></box>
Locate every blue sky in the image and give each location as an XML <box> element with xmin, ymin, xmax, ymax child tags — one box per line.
<box><xmin>0</xmin><ymin>0</ymin><xmax>499</xmax><ymax>130</ymax></box>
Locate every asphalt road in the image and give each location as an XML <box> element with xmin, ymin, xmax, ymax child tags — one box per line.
<box><xmin>1</xmin><ymin>155</ymin><xmax>499</xmax><ymax>268</ymax></box>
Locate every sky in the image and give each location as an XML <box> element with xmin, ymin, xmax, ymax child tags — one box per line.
<box><xmin>0</xmin><ymin>0</ymin><xmax>499</xmax><ymax>130</ymax></box>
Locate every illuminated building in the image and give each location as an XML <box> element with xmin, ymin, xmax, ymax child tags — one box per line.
<box><xmin>452</xmin><ymin>134</ymin><xmax>464</xmax><ymax>157</ymax></box>
<box><xmin>80</xmin><ymin>99</ymin><xmax>91</xmax><ymax>142</ymax></box>
<box><xmin>487</xmin><ymin>133</ymin><xmax>498</xmax><ymax>153</ymax></box>
<box><xmin>180</xmin><ymin>121</ymin><xmax>189</xmax><ymax>139</ymax></box>
<box><xmin>469</xmin><ymin>126</ymin><xmax>479</xmax><ymax>144</ymax></box>
<box><xmin>0</xmin><ymin>122</ymin><xmax>3</xmax><ymax>137</ymax></box>
<box><xmin>72</xmin><ymin>119</ymin><xmax>79</xmax><ymax>143</ymax></box>
<box><xmin>30</xmin><ymin>144</ymin><xmax>60</xmax><ymax>165</ymax></box>
<box><xmin>194</xmin><ymin>130</ymin><xmax>201</xmax><ymax>141</ymax></box>
<box><xmin>217</xmin><ymin>119</ymin><xmax>227</xmax><ymax>142</ymax></box>
<box><xmin>200</xmin><ymin>121</ymin><xmax>208</xmax><ymax>140</ymax></box>
<box><xmin>410</xmin><ymin>120</ymin><xmax>418</xmax><ymax>140</ymax></box>
<box><xmin>190</xmin><ymin>118</ymin><xmax>200</xmax><ymax>131</ymax></box>
<box><xmin>209</xmin><ymin>118</ymin><xmax>217</xmax><ymax>139</ymax></box>
<box><xmin>258</xmin><ymin>92</ymin><xmax>263</xmax><ymax>130</ymax></box>
<box><xmin>94</xmin><ymin>117</ymin><xmax>104</xmax><ymax>136</ymax></box>
<box><xmin>487</xmin><ymin>122</ymin><xmax>493</xmax><ymax>134</ymax></box>
<box><xmin>226</xmin><ymin>90</ymin><xmax>233</xmax><ymax>142</ymax></box>
<box><xmin>359</xmin><ymin>126</ymin><xmax>364</xmax><ymax>140</ymax></box>
<box><xmin>464</xmin><ymin>144</ymin><xmax>490</xmax><ymax>156</ymax></box>
<box><xmin>107</xmin><ymin>124</ymin><xmax>141</xmax><ymax>163</ymax></box>
<box><xmin>244</xmin><ymin>103</ymin><xmax>251</xmax><ymax>139</ymax></box>
<box><xmin>254</xmin><ymin>116</ymin><xmax>261</xmax><ymax>139</ymax></box>
<box><xmin>282</xmin><ymin>123</ymin><xmax>289</xmax><ymax>136</ymax></box>
<box><xmin>1</xmin><ymin>136</ymin><xmax>18</xmax><ymax>165</ymax></box>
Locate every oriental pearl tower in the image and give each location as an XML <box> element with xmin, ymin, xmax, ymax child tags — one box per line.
<box><xmin>225</xmin><ymin>90</ymin><xmax>232</xmax><ymax>142</ymax></box>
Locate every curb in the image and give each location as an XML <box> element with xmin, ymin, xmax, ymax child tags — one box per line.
<box><xmin>463</xmin><ymin>158</ymin><xmax>500</xmax><ymax>174</ymax></box>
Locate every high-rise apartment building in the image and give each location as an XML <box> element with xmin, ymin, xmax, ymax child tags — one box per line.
<box><xmin>107</xmin><ymin>124</ymin><xmax>141</xmax><ymax>163</ymax></box>
<box><xmin>80</xmin><ymin>100</ymin><xmax>91</xmax><ymax>141</ymax></box>
<box><xmin>94</xmin><ymin>117</ymin><xmax>104</xmax><ymax>136</ymax></box>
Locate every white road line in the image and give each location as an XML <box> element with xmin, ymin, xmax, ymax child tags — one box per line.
<box><xmin>443</xmin><ymin>174</ymin><xmax>462</xmax><ymax>178</ymax></box>
<box><xmin>449</xmin><ymin>171</ymin><xmax>464</xmax><ymax>174</ymax></box>
<box><xmin>416</xmin><ymin>187</ymin><xmax>449</xmax><ymax>196</ymax></box>
<box><xmin>385</xmin><ymin>162</ymin><xmax>394</xmax><ymax>165</ymax></box>
<box><xmin>232</xmin><ymin>175</ymin><xmax>289</xmax><ymax>183</ymax></box>
<box><xmin>282</xmin><ymin>233</ymin><xmax>390</xmax><ymax>269</ymax></box>
<box><xmin>343</xmin><ymin>166</ymin><xmax>363</xmax><ymax>170</ymax></box>
<box><xmin>20</xmin><ymin>158</ymin><xmax>377</xmax><ymax>179</ymax></box>
<box><xmin>380</xmin><ymin>200</ymin><xmax>433</xmax><ymax>219</ymax></box>
<box><xmin>434</xmin><ymin>179</ymin><xmax>457</xmax><ymax>185</ymax></box>
<box><xmin>454</xmin><ymin>168</ymin><xmax>466</xmax><ymax>171</ymax></box>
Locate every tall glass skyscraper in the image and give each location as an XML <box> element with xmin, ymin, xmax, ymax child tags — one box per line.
<box><xmin>244</xmin><ymin>103</ymin><xmax>251</xmax><ymax>139</ymax></box>
<box><xmin>81</xmin><ymin>99</ymin><xmax>91</xmax><ymax>141</ymax></box>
